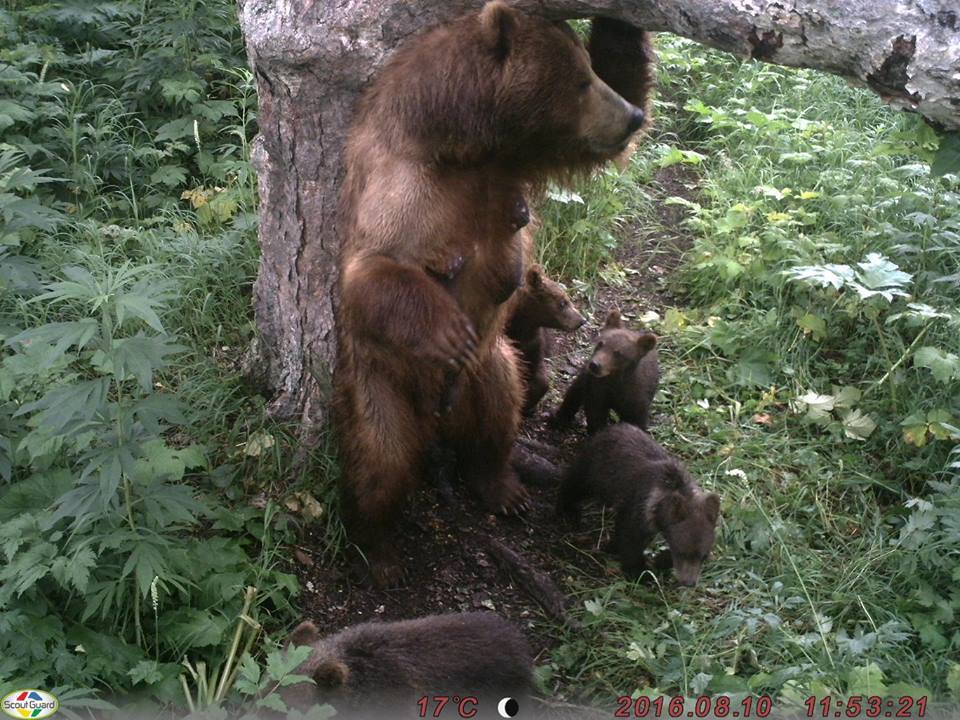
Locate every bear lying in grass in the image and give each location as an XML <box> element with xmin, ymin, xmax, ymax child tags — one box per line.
<box><xmin>557</xmin><ymin>423</ymin><xmax>720</xmax><ymax>586</ymax></box>
<box><xmin>277</xmin><ymin>613</ymin><xmax>532</xmax><ymax>718</ymax></box>
<box><xmin>551</xmin><ymin>309</ymin><xmax>659</xmax><ymax>433</ymax></box>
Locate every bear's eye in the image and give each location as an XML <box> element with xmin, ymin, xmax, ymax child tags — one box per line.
<box><xmin>578</xmin><ymin>79</ymin><xmax>592</xmax><ymax>93</ymax></box>
<box><xmin>614</xmin><ymin>350</ymin><xmax>624</xmax><ymax>360</ymax></box>
<box><xmin>559</xmin><ymin>300</ymin><xmax>568</xmax><ymax>310</ymax></box>
<box><xmin>595</xmin><ymin>341</ymin><xmax>604</xmax><ymax>350</ymax></box>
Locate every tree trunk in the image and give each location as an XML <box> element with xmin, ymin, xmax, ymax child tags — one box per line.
<box><xmin>237</xmin><ymin>0</ymin><xmax>960</xmax><ymax>428</ymax></box>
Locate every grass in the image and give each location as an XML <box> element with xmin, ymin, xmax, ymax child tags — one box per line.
<box><xmin>0</xmin><ymin>2</ymin><xmax>958</xmax><ymax>714</ymax></box>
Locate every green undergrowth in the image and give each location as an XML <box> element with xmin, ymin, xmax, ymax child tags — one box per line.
<box><xmin>2</xmin><ymin>2</ymin><xmax>959</xmax><ymax>715</ymax></box>
<box><xmin>540</xmin><ymin>36</ymin><xmax>960</xmax><ymax>706</ymax></box>
<box><xmin>0</xmin><ymin>2</ymin><xmax>331</xmax><ymax>716</ymax></box>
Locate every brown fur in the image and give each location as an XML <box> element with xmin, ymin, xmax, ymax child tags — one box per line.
<box><xmin>588</xmin><ymin>18</ymin><xmax>657</xmax><ymax>168</ymax></box>
<box><xmin>334</xmin><ymin>2</ymin><xmax>656</xmax><ymax>587</ymax></box>
<box><xmin>557</xmin><ymin>424</ymin><xmax>720</xmax><ymax>586</ymax></box>
<box><xmin>551</xmin><ymin>309</ymin><xmax>659</xmax><ymax>434</ymax></box>
<box><xmin>506</xmin><ymin>265</ymin><xmax>585</xmax><ymax>414</ymax></box>
<box><xmin>277</xmin><ymin>613</ymin><xmax>532</xmax><ymax>718</ymax></box>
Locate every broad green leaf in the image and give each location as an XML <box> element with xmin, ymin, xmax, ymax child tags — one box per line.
<box><xmin>256</xmin><ymin>694</ymin><xmax>289</xmax><ymax>714</ymax></box>
<box><xmin>913</xmin><ymin>346</ymin><xmax>960</xmax><ymax>383</ymax></box>
<box><xmin>150</xmin><ymin>165</ymin><xmax>187</xmax><ymax>188</ymax></box>
<box><xmin>0</xmin><ymin>470</ymin><xmax>74</xmax><ymax>521</ymax></box>
<box><xmin>50</xmin><ymin>546</ymin><xmax>97</xmax><ymax>593</ymax></box>
<box><xmin>901</xmin><ymin>421</ymin><xmax>930</xmax><ymax>447</ymax></box>
<box><xmin>841</xmin><ymin>408</ymin><xmax>877</xmax><ymax>440</ymax></box>
<box><xmin>234</xmin><ymin>654</ymin><xmax>263</xmax><ymax>696</ymax></box>
<box><xmin>133</xmin><ymin>395</ymin><xmax>188</xmax><ymax>434</ymax></box>
<box><xmin>797</xmin><ymin>312</ymin><xmax>826</xmax><ymax>339</ymax></box>
<box><xmin>15</xmin><ymin>378</ymin><xmax>110</xmax><ymax>436</ymax></box>
<box><xmin>115</xmin><ymin>294</ymin><xmax>166</xmax><ymax>333</ymax></box>
<box><xmin>123</xmin><ymin>540</ymin><xmax>170</xmax><ymax>599</ymax></box>
<box><xmin>128</xmin><ymin>660</ymin><xmax>170</xmax><ymax>686</ymax></box>
<box><xmin>797</xmin><ymin>390</ymin><xmax>834</xmax><ymax>421</ymax></box>
<box><xmin>111</xmin><ymin>334</ymin><xmax>185</xmax><ymax>390</ymax></box>
<box><xmin>855</xmin><ymin>253</ymin><xmax>912</xmax><ymax>290</ymax></box>
<box><xmin>832</xmin><ymin>386</ymin><xmax>861</xmax><ymax>409</ymax></box>
<box><xmin>141</xmin><ymin>482</ymin><xmax>206</xmax><ymax>527</ymax></box>
<box><xmin>846</xmin><ymin>663</ymin><xmax>887</xmax><ymax>696</ymax></box>
<box><xmin>159</xmin><ymin>73</ymin><xmax>204</xmax><ymax>105</ymax></box>
<box><xmin>244</xmin><ymin>431</ymin><xmax>276</xmax><ymax>457</ymax></box>
<box><xmin>162</xmin><ymin>607</ymin><xmax>226</xmax><ymax>649</ymax></box>
<box><xmin>265</xmin><ymin>645</ymin><xmax>313</xmax><ymax>683</ymax></box>
<box><xmin>4</xmin><ymin>320</ymin><xmax>98</xmax><ymax>365</ymax></box>
<box><xmin>155</xmin><ymin>117</ymin><xmax>195</xmax><ymax>143</ymax></box>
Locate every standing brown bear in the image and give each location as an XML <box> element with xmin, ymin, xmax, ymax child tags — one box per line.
<box><xmin>506</xmin><ymin>265</ymin><xmax>586</xmax><ymax>414</ymax></box>
<box><xmin>335</xmin><ymin>1</ymin><xmax>656</xmax><ymax>587</ymax></box>
<box><xmin>550</xmin><ymin>309</ymin><xmax>660</xmax><ymax>434</ymax></box>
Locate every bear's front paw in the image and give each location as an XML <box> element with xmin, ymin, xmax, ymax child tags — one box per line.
<box><xmin>483</xmin><ymin>471</ymin><xmax>532</xmax><ymax>516</ymax></box>
<box><xmin>422</xmin><ymin>314</ymin><xmax>479</xmax><ymax>369</ymax></box>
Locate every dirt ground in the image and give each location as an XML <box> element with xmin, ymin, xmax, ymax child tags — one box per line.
<box><xmin>292</xmin><ymin>165</ymin><xmax>697</xmax><ymax>668</ymax></box>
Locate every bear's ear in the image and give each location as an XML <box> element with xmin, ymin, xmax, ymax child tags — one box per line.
<box><xmin>525</xmin><ymin>264</ymin><xmax>543</xmax><ymax>288</ymax></box>
<box><xmin>604</xmin><ymin>309</ymin><xmax>622</xmax><ymax>328</ymax></box>
<box><xmin>636</xmin><ymin>332</ymin><xmax>657</xmax><ymax>353</ymax></box>
<box><xmin>479</xmin><ymin>1</ymin><xmax>518</xmax><ymax>60</ymax></box>
<box><xmin>287</xmin><ymin>621</ymin><xmax>321</xmax><ymax>648</ymax></box>
<box><xmin>313</xmin><ymin>659</ymin><xmax>351</xmax><ymax>689</ymax></box>
<box><xmin>703</xmin><ymin>493</ymin><xmax>721</xmax><ymax>524</ymax></box>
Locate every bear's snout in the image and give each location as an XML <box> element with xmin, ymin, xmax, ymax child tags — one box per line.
<box><xmin>588</xmin><ymin>359</ymin><xmax>604</xmax><ymax>376</ymax></box>
<box><xmin>674</xmin><ymin>559</ymin><xmax>702</xmax><ymax>587</ymax></box>
<box><xmin>625</xmin><ymin>107</ymin><xmax>645</xmax><ymax>135</ymax></box>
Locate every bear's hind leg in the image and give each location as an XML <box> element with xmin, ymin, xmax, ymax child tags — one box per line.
<box><xmin>447</xmin><ymin>340</ymin><xmax>530</xmax><ymax>514</ymax></box>
<box><xmin>522</xmin><ymin>365</ymin><xmax>550</xmax><ymax>416</ymax></box>
<box><xmin>336</xmin><ymin>379</ymin><xmax>430</xmax><ymax>588</ymax></box>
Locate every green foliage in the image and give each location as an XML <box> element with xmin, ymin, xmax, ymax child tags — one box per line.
<box><xmin>536</xmin><ymin>163</ymin><xmax>655</xmax><ymax>287</ymax></box>
<box><xmin>0</xmin><ymin>0</ymin><xmax>310</xmax><ymax>711</ymax></box>
<box><xmin>545</xmin><ymin>35</ymin><xmax>960</xmax><ymax>705</ymax></box>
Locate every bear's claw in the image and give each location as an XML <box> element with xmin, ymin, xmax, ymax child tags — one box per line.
<box><xmin>485</xmin><ymin>474</ymin><xmax>531</xmax><ymax>516</ymax></box>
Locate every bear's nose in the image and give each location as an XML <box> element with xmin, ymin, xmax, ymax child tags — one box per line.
<box><xmin>626</xmin><ymin>107</ymin><xmax>645</xmax><ymax>134</ymax></box>
<box><xmin>588</xmin><ymin>360</ymin><xmax>600</xmax><ymax>374</ymax></box>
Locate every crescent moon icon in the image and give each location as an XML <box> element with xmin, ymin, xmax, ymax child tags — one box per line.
<box><xmin>497</xmin><ymin>697</ymin><xmax>519</xmax><ymax>718</ymax></box>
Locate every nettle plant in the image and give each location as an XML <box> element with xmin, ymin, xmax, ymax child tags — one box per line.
<box><xmin>0</xmin><ymin>256</ymin><xmax>297</xmax><ymax>696</ymax></box>
<box><xmin>0</xmin><ymin>258</ymin><xmax>193</xmax><ymax>677</ymax></box>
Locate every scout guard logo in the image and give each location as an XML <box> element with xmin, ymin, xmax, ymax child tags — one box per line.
<box><xmin>2</xmin><ymin>690</ymin><xmax>59</xmax><ymax>719</ymax></box>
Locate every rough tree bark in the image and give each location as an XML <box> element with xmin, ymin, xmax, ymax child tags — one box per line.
<box><xmin>237</xmin><ymin>0</ymin><xmax>960</xmax><ymax>429</ymax></box>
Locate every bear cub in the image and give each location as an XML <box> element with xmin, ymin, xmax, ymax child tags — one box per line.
<box><xmin>557</xmin><ymin>423</ymin><xmax>720</xmax><ymax>586</ymax></box>
<box><xmin>278</xmin><ymin>613</ymin><xmax>532</xmax><ymax>718</ymax></box>
<box><xmin>550</xmin><ymin>308</ymin><xmax>659</xmax><ymax>433</ymax></box>
<box><xmin>506</xmin><ymin>265</ymin><xmax>586</xmax><ymax>414</ymax></box>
